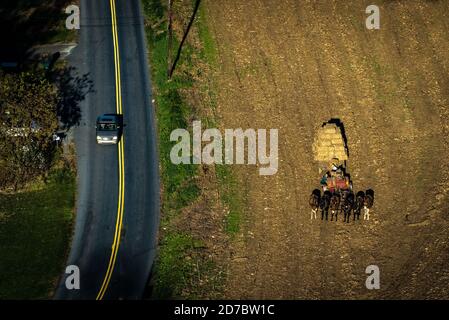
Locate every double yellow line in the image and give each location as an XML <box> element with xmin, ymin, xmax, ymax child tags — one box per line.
<box><xmin>96</xmin><ymin>0</ymin><xmax>125</xmax><ymax>300</ymax></box>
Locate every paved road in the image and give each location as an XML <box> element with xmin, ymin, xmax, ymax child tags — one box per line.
<box><xmin>55</xmin><ymin>0</ymin><xmax>160</xmax><ymax>300</ymax></box>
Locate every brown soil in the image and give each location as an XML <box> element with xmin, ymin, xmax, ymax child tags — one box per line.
<box><xmin>203</xmin><ymin>0</ymin><xmax>449</xmax><ymax>299</ymax></box>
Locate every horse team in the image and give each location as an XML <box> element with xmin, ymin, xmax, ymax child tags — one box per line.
<box><xmin>309</xmin><ymin>189</ymin><xmax>374</xmax><ymax>222</ymax></box>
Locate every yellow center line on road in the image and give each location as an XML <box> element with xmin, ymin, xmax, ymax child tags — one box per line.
<box><xmin>96</xmin><ymin>0</ymin><xmax>125</xmax><ymax>300</ymax></box>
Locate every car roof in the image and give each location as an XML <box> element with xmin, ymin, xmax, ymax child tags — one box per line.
<box><xmin>97</xmin><ymin>114</ymin><xmax>117</xmax><ymax>122</ymax></box>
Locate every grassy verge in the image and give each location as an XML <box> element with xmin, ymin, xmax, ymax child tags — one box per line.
<box><xmin>0</xmin><ymin>162</ymin><xmax>75</xmax><ymax>299</ymax></box>
<box><xmin>215</xmin><ymin>165</ymin><xmax>243</xmax><ymax>236</ymax></box>
<box><xmin>195</xmin><ymin>4</ymin><xmax>243</xmax><ymax>238</ymax></box>
<box><xmin>143</xmin><ymin>0</ymin><xmax>201</xmax><ymax>299</ymax></box>
<box><xmin>197</xmin><ymin>4</ymin><xmax>217</xmax><ymax>66</ymax></box>
<box><xmin>143</xmin><ymin>0</ymin><xmax>244</xmax><ymax>299</ymax></box>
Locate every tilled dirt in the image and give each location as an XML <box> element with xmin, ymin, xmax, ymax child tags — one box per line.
<box><xmin>204</xmin><ymin>0</ymin><xmax>449</xmax><ymax>299</ymax></box>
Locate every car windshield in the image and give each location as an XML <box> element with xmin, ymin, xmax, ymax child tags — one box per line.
<box><xmin>98</xmin><ymin>122</ymin><xmax>117</xmax><ymax>131</ymax></box>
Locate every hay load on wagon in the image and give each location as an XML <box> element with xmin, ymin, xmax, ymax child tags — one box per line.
<box><xmin>313</xmin><ymin>122</ymin><xmax>351</xmax><ymax>193</ymax></box>
<box><xmin>313</xmin><ymin>123</ymin><xmax>348</xmax><ymax>164</ymax></box>
<box><xmin>309</xmin><ymin>121</ymin><xmax>375</xmax><ymax>222</ymax></box>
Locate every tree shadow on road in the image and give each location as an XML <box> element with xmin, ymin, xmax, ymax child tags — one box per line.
<box><xmin>52</xmin><ymin>66</ymin><xmax>94</xmax><ymax>131</ymax></box>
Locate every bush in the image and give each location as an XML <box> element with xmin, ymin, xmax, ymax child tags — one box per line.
<box><xmin>0</xmin><ymin>70</ymin><xmax>59</xmax><ymax>190</ymax></box>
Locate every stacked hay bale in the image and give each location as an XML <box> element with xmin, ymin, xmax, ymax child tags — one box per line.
<box><xmin>313</xmin><ymin>123</ymin><xmax>348</xmax><ymax>166</ymax></box>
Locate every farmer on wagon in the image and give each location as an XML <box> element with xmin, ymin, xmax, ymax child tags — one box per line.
<box><xmin>320</xmin><ymin>171</ymin><xmax>331</xmax><ymax>192</ymax></box>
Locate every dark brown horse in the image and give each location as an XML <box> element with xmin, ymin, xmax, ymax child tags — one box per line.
<box><xmin>354</xmin><ymin>191</ymin><xmax>365</xmax><ymax>221</ymax></box>
<box><xmin>363</xmin><ymin>189</ymin><xmax>375</xmax><ymax>220</ymax></box>
<box><xmin>309</xmin><ymin>189</ymin><xmax>321</xmax><ymax>220</ymax></box>
<box><xmin>342</xmin><ymin>191</ymin><xmax>354</xmax><ymax>223</ymax></box>
<box><xmin>330</xmin><ymin>193</ymin><xmax>341</xmax><ymax>221</ymax></box>
<box><xmin>320</xmin><ymin>191</ymin><xmax>331</xmax><ymax>220</ymax></box>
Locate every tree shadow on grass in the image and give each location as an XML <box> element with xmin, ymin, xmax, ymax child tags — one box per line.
<box><xmin>0</xmin><ymin>0</ymin><xmax>74</xmax><ymax>67</ymax></box>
